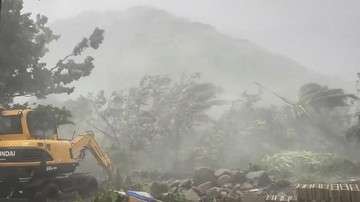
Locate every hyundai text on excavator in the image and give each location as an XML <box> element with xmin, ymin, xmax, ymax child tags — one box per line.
<box><xmin>0</xmin><ymin>107</ymin><xmax>113</xmax><ymax>201</ymax></box>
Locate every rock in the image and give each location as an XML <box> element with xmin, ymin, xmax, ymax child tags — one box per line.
<box><xmin>249</xmin><ymin>188</ymin><xmax>263</xmax><ymax>194</ymax></box>
<box><xmin>180</xmin><ymin>179</ymin><xmax>192</xmax><ymax>189</ymax></box>
<box><xmin>169</xmin><ymin>186</ymin><xmax>179</xmax><ymax>193</ymax></box>
<box><xmin>226</xmin><ymin>192</ymin><xmax>243</xmax><ymax>202</ymax></box>
<box><xmin>241</xmin><ymin>192</ymin><xmax>263</xmax><ymax>202</ymax></box>
<box><xmin>159</xmin><ymin>193</ymin><xmax>173</xmax><ymax>201</ymax></box>
<box><xmin>150</xmin><ymin>181</ymin><xmax>169</xmax><ymax>198</ymax></box>
<box><xmin>223</xmin><ymin>183</ymin><xmax>233</xmax><ymax>189</ymax></box>
<box><xmin>170</xmin><ymin>180</ymin><xmax>180</xmax><ymax>188</ymax></box>
<box><xmin>223</xmin><ymin>187</ymin><xmax>233</xmax><ymax>192</ymax></box>
<box><xmin>207</xmin><ymin>187</ymin><xmax>221</xmax><ymax>196</ymax></box>
<box><xmin>193</xmin><ymin>167</ymin><xmax>216</xmax><ymax>186</ymax></box>
<box><xmin>214</xmin><ymin>168</ymin><xmax>232</xmax><ymax>177</ymax></box>
<box><xmin>197</xmin><ymin>181</ymin><xmax>215</xmax><ymax>193</ymax></box>
<box><xmin>217</xmin><ymin>174</ymin><xmax>232</xmax><ymax>186</ymax></box>
<box><xmin>245</xmin><ymin>170</ymin><xmax>272</xmax><ymax>186</ymax></box>
<box><xmin>248</xmin><ymin>163</ymin><xmax>263</xmax><ymax>172</ymax></box>
<box><xmin>246</xmin><ymin>170</ymin><xmax>266</xmax><ymax>180</ymax></box>
<box><xmin>183</xmin><ymin>189</ymin><xmax>201</xmax><ymax>201</ymax></box>
<box><xmin>206</xmin><ymin>187</ymin><xmax>242</xmax><ymax>202</ymax></box>
<box><xmin>235</xmin><ymin>190</ymin><xmax>243</xmax><ymax>196</ymax></box>
<box><xmin>232</xmin><ymin>184</ymin><xmax>242</xmax><ymax>191</ymax></box>
<box><xmin>240</xmin><ymin>182</ymin><xmax>254</xmax><ymax>190</ymax></box>
<box><xmin>257</xmin><ymin>172</ymin><xmax>272</xmax><ymax>187</ymax></box>
<box><xmin>275</xmin><ymin>179</ymin><xmax>291</xmax><ymax>188</ymax></box>
<box><xmin>231</xmin><ymin>170</ymin><xmax>247</xmax><ymax>184</ymax></box>
<box><xmin>220</xmin><ymin>191</ymin><xmax>228</xmax><ymax>197</ymax></box>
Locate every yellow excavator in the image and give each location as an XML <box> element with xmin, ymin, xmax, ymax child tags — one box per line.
<box><xmin>0</xmin><ymin>107</ymin><xmax>113</xmax><ymax>201</ymax></box>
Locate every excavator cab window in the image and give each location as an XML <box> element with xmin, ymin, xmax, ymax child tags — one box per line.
<box><xmin>0</xmin><ymin>115</ymin><xmax>22</xmax><ymax>135</ymax></box>
<box><xmin>27</xmin><ymin>111</ymin><xmax>58</xmax><ymax>139</ymax></box>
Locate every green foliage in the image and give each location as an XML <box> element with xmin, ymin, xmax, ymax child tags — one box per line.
<box><xmin>261</xmin><ymin>151</ymin><xmax>360</xmax><ymax>182</ymax></box>
<box><xmin>346</xmin><ymin>119</ymin><xmax>360</xmax><ymax>144</ymax></box>
<box><xmin>295</xmin><ymin>83</ymin><xmax>358</xmax><ymax>144</ymax></box>
<box><xmin>82</xmin><ymin>74</ymin><xmax>222</xmax><ymax>169</ymax></box>
<box><xmin>199</xmin><ymin>92</ymin><xmax>294</xmax><ymax>168</ymax></box>
<box><xmin>298</xmin><ymin>83</ymin><xmax>357</xmax><ymax>112</ymax></box>
<box><xmin>194</xmin><ymin>81</ymin><xmax>359</xmax><ymax>169</ymax></box>
<box><xmin>63</xmin><ymin>71</ymin><xmax>359</xmax><ymax>177</ymax></box>
<box><xmin>190</xmin><ymin>127</ymin><xmax>227</xmax><ymax>168</ymax></box>
<box><xmin>93</xmin><ymin>191</ymin><xmax>118</xmax><ymax>202</ymax></box>
<box><xmin>8</xmin><ymin>103</ymin><xmax>73</xmax><ymax>126</ymax></box>
<box><xmin>346</xmin><ymin>74</ymin><xmax>360</xmax><ymax>143</ymax></box>
<box><xmin>0</xmin><ymin>0</ymin><xmax>104</xmax><ymax>105</ymax></box>
<box><xmin>158</xmin><ymin>192</ymin><xmax>188</xmax><ymax>202</ymax></box>
<box><xmin>33</xmin><ymin>104</ymin><xmax>73</xmax><ymax>126</ymax></box>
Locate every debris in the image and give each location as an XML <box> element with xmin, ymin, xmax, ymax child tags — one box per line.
<box><xmin>182</xmin><ymin>189</ymin><xmax>201</xmax><ymax>201</ymax></box>
<box><xmin>121</xmin><ymin>167</ymin><xmax>294</xmax><ymax>202</ymax></box>
<box><xmin>193</xmin><ymin>167</ymin><xmax>216</xmax><ymax>186</ymax></box>
<box><xmin>127</xmin><ymin>191</ymin><xmax>157</xmax><ymax>202</ymax></box>
<box><xmin>197</xmin><ymin>181</ymin><xmax>215</xmax><ymax>193</ymax></box>
<box><xmin>240</xmin><ymin>182</ymin><xmax>254</xmax><ymax>190</ymax></box>
<box><xmin>246</xmin><ymin>170</ymin><xmax>272</xmax><ymax>187</ymax></box>
<box><xmin>150</xmin><ymin>182</ymin><xmax>169</xmax><ymax>198</ymax></box>
<box><xmin>246</xmin><ymin>170</ymin><xmax>266</xmax><ymax>181</ymax></box>
<box><xmin>231</xmin><ymin>170</ymin><xmax>247</xmax><ymax>184</ymax></box>
<box><xmin>214</xmin><ymin>168</ymin><xmax>232</xmax><ymax>177</ymax></box>
<box><xmin>217</xmin><ymin>174</ymin><xmax>232</xmax><ymax>186</ymax></box>
<box><xmin>179</xmin><ymin>179</ymin><xmax>192</xmax><ymax>189</ymax></box>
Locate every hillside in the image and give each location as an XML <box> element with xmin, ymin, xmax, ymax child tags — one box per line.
<box><xmin>46</xmin><ymin>6</ymin><xmax>335</xmax><ymax>99</ymax></box>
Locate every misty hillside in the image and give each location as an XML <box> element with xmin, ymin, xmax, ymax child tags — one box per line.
<box><xmin>46</xmin><ymin>6</ymin><xmax>335</xmax><ymax>99</ymax></box>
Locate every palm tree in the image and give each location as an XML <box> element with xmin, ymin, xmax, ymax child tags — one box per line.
<box><xmin>256</xmin><ymin>82</ymin><xmax>358</xmax><ymax>118</ymax></box>
<box><xmin>298</xmin><ymin>83</ymin><xmax>357</xmax><ymax>112</ymax></box>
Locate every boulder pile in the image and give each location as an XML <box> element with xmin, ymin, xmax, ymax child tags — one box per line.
<box><xmin>147</xmin><ymin>167</ymin><xmax>293</xmax><ymax>202</ymax></box>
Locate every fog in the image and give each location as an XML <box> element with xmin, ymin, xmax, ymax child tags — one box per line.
<box><xmin>1</xmin><ymin>1</ymin><xmax>360</xmax><ymax>201</ymax></box>
<box><xmin>24</xmin><ymin>0</ymin><xmax>360</xmax><ymax>81</ymax></box>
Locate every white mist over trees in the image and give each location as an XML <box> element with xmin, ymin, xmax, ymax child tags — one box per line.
<box><xmin>24</xmin><ymin>0</ymin><xmax>360</xmax><ymax>81</ymax></box>
<box><xmin>2</xmin><ymin>0</ymin><xmax>360</xmax><ymax>191</ymax></box>
<box><xmin>45</xmin><ymin>7</ymin><xmax>349</xmax><ymax>100</ymax></box>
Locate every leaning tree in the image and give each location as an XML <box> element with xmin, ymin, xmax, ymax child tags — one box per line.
<box><xmin>0</xmin><ymin>0</ymin><xmax>104</xmax><ymax>105</ymax></box>
<box><xmin>80</xmin><ymin>74</ymin><xmax>222</xmax><ymax>170</ymax></box>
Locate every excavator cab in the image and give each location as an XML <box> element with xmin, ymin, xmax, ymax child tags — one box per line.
<box><xmin>27</xmin><ymin>110</ymin><xmax>58</xmax><ymax>140</ymax></box>
<box><xmin>0</xmin><ymin>107</ymin><xmax>113</xmax><ymax>201</ymax></box>
<box><xmin>0</xmin><ymin>108</ymin><xmax>58</xmax><ymax>140</ymax></box>
<box><xmin>0</xmin><ymin>108</ymin><xmax>78</xmax><ymax>176</ymax></box>
<box><xmin>0</xmin><ymin>111</ymin><xmax>22</xmax><ymax>136</ymax></box>
<box><xmin>0</xmin><ymin>108</ymin><xmax>112</xmax><ymax>174</ymax></box>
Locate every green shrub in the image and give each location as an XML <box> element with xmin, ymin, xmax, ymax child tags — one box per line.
<box><xmin>261</xmin><ymin>151</ymin><xmax>360</xmax><ymax>182</ymax></box>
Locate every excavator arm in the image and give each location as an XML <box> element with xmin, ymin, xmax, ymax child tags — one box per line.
<box><xmin>71</xmin><ymin>131</ymin><xmax>113</xmax><ymax>177</ymax></box>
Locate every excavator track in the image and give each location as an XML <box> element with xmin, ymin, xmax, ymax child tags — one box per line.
<box><xmin>0</xmin><ymin>173</ymin><xmax>98</xmax><ymax>202</ymax></box>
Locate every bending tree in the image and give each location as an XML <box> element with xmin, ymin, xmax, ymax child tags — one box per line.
<box><xmin>297</xmin><ymin>83</ymin><xmax>357</xmax><ymax>112</ymax></box>
<box><xmin>346</xmin><ymin>73</ymin><xmax>360</xmax><ymax>142</ymax></box>
<box><xmin>83</xmin><ymin>74</ymin><xmax>222</xmax><ymax>170</ymax></box>
<box><xmin>0</xmin><ymin>0</ymin><xmax>104</xmax><ymax>105</ymax></box>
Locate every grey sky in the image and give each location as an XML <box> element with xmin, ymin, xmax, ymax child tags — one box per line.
<box><xmin>24</xmin><ymin>0</ymin><xmax>360</xmax><ymax>81</ymax></box>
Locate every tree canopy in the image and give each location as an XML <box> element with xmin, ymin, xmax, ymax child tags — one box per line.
<box><xmin>66</xmin><ymin>74</ymin><xmax>222</xmax><ymax>170</ymax></box>
<box><xmin>0</xmin><ymin>0</ymin><xmax>104</xmax><ymax>105</ymax></box>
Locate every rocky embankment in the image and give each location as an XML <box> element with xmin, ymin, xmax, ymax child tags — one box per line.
<box><xmin>128</xmin><ymin>167</ymin><xmax>294</xmax><ymax>202</ymax></box>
